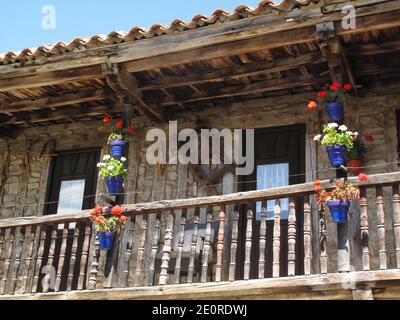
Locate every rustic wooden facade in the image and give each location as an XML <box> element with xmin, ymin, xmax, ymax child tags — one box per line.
<box><xmin>1</xmin><ymin>0</ymin><xmax>400</xmax><ymax>300</ymax></box>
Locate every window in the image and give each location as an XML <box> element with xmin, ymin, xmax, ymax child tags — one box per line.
<box><xmin>255</xmin><ymin>163</ymin><xmax>289</xmax><ymax>220</ymax></box>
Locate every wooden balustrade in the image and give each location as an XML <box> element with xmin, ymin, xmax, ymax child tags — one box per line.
<box><xmin>0</xmin><ymin>172</ymin><xmax>400</xmax><ymax>296</ymax></box>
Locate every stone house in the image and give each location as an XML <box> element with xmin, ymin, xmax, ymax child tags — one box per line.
<box><xmin>0</xmin><ymin>0</ymin><xmax>400</xmax><ymax>299</ymax></box>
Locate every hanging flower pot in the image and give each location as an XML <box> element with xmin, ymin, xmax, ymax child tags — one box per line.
<box><xmin>327</xmin><ymin>200</ymin><xmax>350</xmax><ymax>223</ymax></box>
<box><xmin>110</xmin><ymin>140</ymin><xmax>126</xmax><ymax>157</ymax></box>
<box><xmin>347</xmin><ymin>159</ymin><xmax>363</xmax><ymax>176</ymax></box>
<box><xmin>105</xmin><ymin>176</ymin><xmax>124</xmax><ymax>196</ymax></box>
<box><xmin>97</xmin><ymin>231</ymin><xmax>114</xmax><ymax>250</ymax></box>
<box><xmin>326</xmin><ymin>144</ymin><xmax>347</xmax><ymax>168</ymax></box>
<box><xmin>325</xmin><ymin>102</ymin><xmax>344</xmax><ymax>123</ymax></box>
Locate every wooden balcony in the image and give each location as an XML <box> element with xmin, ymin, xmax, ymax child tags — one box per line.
<box><xmin>1</xmin><ymin>172</ymin><xmax>400</xmax><ymax>300</ymax></box>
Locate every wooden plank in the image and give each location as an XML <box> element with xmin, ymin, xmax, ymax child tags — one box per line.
<box><xmin>215</xmin><ymin>206</ymin><xmax>226</xmax><ymax>282</ymax></box>
<box><xmin>244</xmin><ymin>209</ymin><xmax>253</xmax><ymax>280</ymax></box>
<box><xmin>376</xmin><ymin>187</ymin><xmax>387</xmax><ymax>270</ymax></box>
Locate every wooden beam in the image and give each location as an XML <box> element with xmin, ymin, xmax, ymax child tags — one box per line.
<box><xmin>139</xmin><ymin>52</ymin><xmax>324</xmax><ymax>90</ymax></box>
<box><xmin>104</xmin><ymin>65</ymin><xmax>167</xmax><ymax>123</ymax></box>
<box><xmin>0</xmin><ymin>88</ymin><xmax>114</xmax><ymax>114</ymax></box>
<box><xmin>347</xmin><ymin>39</ymin><xmax>400</xmax><ymax>56</ymax></box>
<box><xmin>154</xmin><ymin>74</ymin><xmax>331</xmax><ymax>107</ymax></box>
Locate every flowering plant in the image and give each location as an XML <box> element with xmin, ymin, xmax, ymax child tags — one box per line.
<box><xmin>314</xmin><ymin>123</ymin><xmax>358</xmax><ymax>150</ymax></box>
<box><xmin>90</xmin><ymin>206</ymin><xmax>127</xmax><ymax>232</ymax></box>
<box><xmin>307</xmin><ymin>82</ymin><xmax>352</xmax><ymax>110</ymax></box>
<box><xmin>97</xmin><ymin>155</ymin><xmax>128</xmax><ymax>179</ymax></box>
<box><xmin>105</xmin><ymin>119</ymin><xmax>135</xmax><ymax>144</ymax></box>
<box><xmin>347</xmin><ymin>138</ymin><xmax>366</xmax><ymax>160</ymax></box>
<box><xmin>314</xmin><ymin>179</ymin><xmax>360</xmax><ymax>207</ymax></box>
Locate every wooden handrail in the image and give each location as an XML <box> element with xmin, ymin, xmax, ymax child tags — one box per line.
<box><xmin>0</xmin><ymin>171</ymin><xmax>399</xmax><ymax>229</ymax></box>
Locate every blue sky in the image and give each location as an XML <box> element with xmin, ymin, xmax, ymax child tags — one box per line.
<box><xmin>0</xmin><ymin>0</ymin><xmax>265</xmax><ymax>54</ymax></box>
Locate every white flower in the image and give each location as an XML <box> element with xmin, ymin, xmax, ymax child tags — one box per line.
<box><xmin>107</xmin><ymin>166</ymin><xmax>115</xmax><ymax>171</ymax></box>
<box><xmin>346</xmin><ymin>131</ymin><xmax>353</xmax><ymax>136</ymax></box>
<box><xmin>97</xmin><ymin>162</ymin><xmax>106</xmax><ymax>168</ymax></box>
<box><xmin>327</xmin><ymin>123</ymin><xmax>339</xmax><ymax>128</ymax></box>
<box><xmin>103</xmin><ymin>155</ymin><xmax>111</xmax><ymax>161</ymax></box>
<box><xmin>314</xmin><ymin>135</ymin><xmax>322</xmax><ymax>141</ymax></box>
<box><xmin>353</xmin><ymin>132</ymin><xmax>359</xmax><ymax>136</ymax></box>
<box><xmin>120</xmin><ymin>157</ymin><xmax>127</xmax><ymax>162</ymax></box>
<box><xmin>338</xmin><ymin>125</ymin><xmax>348</xmax><ymax>132</ymax></box>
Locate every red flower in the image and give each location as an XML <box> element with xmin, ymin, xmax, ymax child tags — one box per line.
<box><xmin>90</xmin><ymin>206</ymin><xmax>103</xmax><ymax>217</ymax></box>
<box><xmin>358</xmin><ymin>173</ymin><xmax>368</xmax><ymax>183</ymax></box>
<box><xmin>128</xmin><ymin>127</ymin><xmax>135</xmax><ymax>136</ymax></box>
<box><xmin>307</xmin><ymin>100</ymin><xmax>317</xmax><ymax>110</ymax></box>
<box><xmin>317</xmin><ymin>91</ymin><xmax>327</xmax><ymax>98</ymax></box>
<box><xmin>330</xmin><ymin>82</ymin><xmax>341</xmax><ymax>91</ymax></box>
<box><xmin>343</xmin><ymin>83</ymin><xmax>352</xmax><ymax>91</ymax></box>
<box><xmin>119</xmin><ymin>215</ymin><xmax>127</xmax><ymax>223</ymax></box>
<box><xmin>364</xmin><ymin>134</ymin><xmax>374</xmax><ymax>142</ymax></box>
<box><xmin>111</xmin><ymin>205</ymin><xmax>124</xmax><ymax>216</ymax></box>
<box><xmin>116</xmin><ymin>120</ymin><xmax>124</xmax><ymax>128</ymax></box>
<box><xmin>102</xmin><ymin>117</ymin><xmax>111</xmax><ymax>124</ymax></box>
<box><xmin>95</xmin><ymin>216</ymin><xmax>105</xmax><ymax>223</ymax></box>
<box><xmin>314</xmin><ymin>180</ymin><xmax>321</xmax><ymax>186</ymax></box>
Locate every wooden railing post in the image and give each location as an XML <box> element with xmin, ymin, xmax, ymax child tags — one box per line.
<box><xmin>1</xmin><ymin>228</ymin><xmax>15</xmax><ymax>295</ymax></box>
<box><xmin>55</xmin><ymin>224</ymin><xmax>69</xmax><ymax>292</ymax></box>
<box><xmin>11</xmin><ymin>227</ymin><xmax>24</xmax><ymax>294</ymax></box>
<box><xmin>303</xmin><ymin>198</ymin><xmax>312</xmax><ymax>275</ymax></box>
<box><xmin>78</xmin><ymin>225</ymin><xmax>91</xmax><ymax>290</ymax></box>
<box><xmin>159</xmin><ymin>211</ymin><xmax>174</xmax><ymax>285</ymax></box>
<box><xmin>43</xmin><ymin>227</ymin><xmax>57</xmax><ymax>293</ymax></box>
<box><xmin>32</xmin><ymin>228</ymin><xmax>46</xmax><ymax>293</ymax></box>
<box><xmin>392</xmin><ymin>185</ymin><xmax>400</xmax><ymax>268</ymax></box>
<box><xmin>259</xmin><ymin>205</ymin><xmax>267</xmax><ymax>279</ymax></box>
<box><xmin>148</xmin><ymin>215</ymin><xmax>160</xmax><ymax>286</ymax></box>
<box><xmin>360</xmin><ymin>188</ymin><xmax>370</xmax><ymax>271</ymax></box>
<box><xmin>288</xmin><ymin>198</ymin><xmax>296</xmax><ymax>276</ymax></box>
<box><xmin>135</xmin><ymin>218</ymin><xmax>147</xmax><ymax>286</ymax></box>
<box><xmin>67</xmin><ymin>226</ymin><xmax>80</xmax><ymax>291</ymax></box>
<box><xmin>244</xmin><ymin>209</ymin><xmax>253</xmax><ymax>280</ymax></box>
<box><xmin>229</xmin><ymin>210</ymin><xmax>239</xmax><ymax>282</ymax></box>
<box><xmin>319</xmin><ymin>205</ymin><xmax>328</xmax><ymax>274</ymax></box>
<box><xmin>273</xmin><ymin>200</ymin><xmax>281</xmax><ymax>278</ymax></box>
<box><xmin>174</xmin><ymin>209</ymin><xmax>187</xmax><ymax>284</ymax></box>
<box><xmin>215</xmin><ymin>206</ymin><xmax>226</xmax><ymax>282</ymax></box>
<box><xmin>376</xmin><ymin>187</ymin><xmax>387</xmax><ymax>270</ymax></box>
<box><xmin>21</xmin><ymin>226</ymin><xmax>36</xmax><ymax>294</ymax></box>
<box><xmin>88</xmin><ymin>227</ymin><xmax>100</xmax><ymax>290</ymax></box>
<box><xmin>201</xmin><ymin>210</ymin><xmax>213</xmax><ymax>283</ymax></box>
<box><xmin>187</xmin><ymin>210</ymin><xmax>199</xmax><ymax>284</ymax></box>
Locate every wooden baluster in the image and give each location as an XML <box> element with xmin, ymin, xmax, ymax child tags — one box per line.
<box><xmin>174</xmin><ymin>209</ymin><xmax>187</xmax><ymax>284</ymax></box>
<box><xmin>288</xmin><ymin>198</ymin><xmax>296</xmax><ymax>276</ymax></box>
<box><xmin>11</xmin><ymin>227</ymin><xmax>24</xmax><ymax>294</ymax></box>
<box><xmin>159</xmin><ymin>211</ymin><xmax>175</xmax><ymax>285</ymax></box>
<box><xmin>376</xmin><ymin>187</ymin><xmax>387</xmax><ymax>270</ymax></box>
<box><xmin>67</xmin><ymin>226</ymin><xmax>80</xmax><ymax>291</ymax></box>
<box><xmin>258</xmin><ymin>204</ymin><xmax>267</xmax><ymax>279</ymax></box>
<box><xmin>32</xmin><ymin>228</ymin><xmax>46</xmax><ymax>293</ymax></box>
<box><xmin>392</xmin><ymin>185</ymin><xmax>400</xmax><ymax>268</ymax></box>
<box><xmin>360</xmin><ymin>188</ymin><xmax>370</xmax><ymax>271</ymax></box>
<box><xmin>43</xmin><ymin>227</ymin><xmax>57</xmax><ymax>293</ymax></box>
<box><xmin>88</xmin><ymin>225</ymin><xmax>100</xmax><ymax>290</ymax></box>
<box><xmin>229</xmin><ymin>210</ymin><xmax>239</xmax><ymax>281</ymax></box>
<box><xmin>0</xmin><ymin>229</ymin><xmax>4</xmax><ymax>262</ymax></box>
<box><xmin>303</xmin><ymin>199</ymin><xmax>312</xmax><ymax>275</ymax></box>
<box><xmin>187</xmin><ymin>210</ymin><xmax>199</xmax><ymax>284</ymax></box>
<box><xmin>77</xmin><ymin>225</ymin><xmax>91</xmax><ymax>290</ymax></box>
<box><xmin>122</xmin><ymin>218</ymin><xmax>135</xmax><ymax>287</ymax></box>
<box><xmin>55</xmin><ymin>223</ymin><xmax>69</xmax><ymax>292</ymax></box>
<box><xmin>244</xmin><ymin>209</ymin><xmax>253</xmax><ymax>280</ymax></box>
<box><xmin>21</xmin><ymin>226</ymin><xmax>36</xmax><ymax>294</ymax></box>
<box><xmin>201</xmin><ymin>210</ymin><xmax>213</xmax><ymax>283</ymax></box>
<box><xmin>0</xmin><ymin>228</ymin><xmax>15</xmax><ymax>295</ymax></box>
<box><xmin>148</xmin><ymin>216</ymin><xmax>160</xmax><ymax>286</ymax></box>
<box><xmin>135</xmin><ymin>218</ymin><xmax>147</xmax><ymax>286</ymax></box>
<box><xmin>216</xmin><ymin>206</ymin><xmax>226</xmax><ymax>282</ymax></box>
<box><xmin>319</xmin><ymin>205</ymin><xmax>328</xmax><ymax>274</ymax></box>
<box><xmin>273</xmin><ymin>200</ymin><xmax>281</xmax><ymax>278</ymax></box>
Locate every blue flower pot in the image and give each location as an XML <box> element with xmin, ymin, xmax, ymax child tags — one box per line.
<box><xmin>326</xmin><ymin>144</ymin><xmax>347</xmax><ymax>168</ymax></box>
<box><xmin>98</xmin><ymin>231</ymin><xmax>114</xmax><ymax>250</ymax></box>
<box><xmin>105</xmin><ymin>176</ymin><xmax>124</xmax><ymax>196</ymax></box>
<box><xmin>110</xmin><ymin>140</ymin><xmax>126</xmax><ymax>157</ymax></box>
<box><xmin>327</xmin><ymin>200</ymin><xmax>350</xmax><ymax>223</ymax></box>
<box><xmin>325</xmin><ymin>102</ymin><xmax>344</xmax><ymax>123</ymax></box>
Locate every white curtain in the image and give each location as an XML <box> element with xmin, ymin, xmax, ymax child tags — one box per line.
<box><xmin>256</xmin><ymin>163</ymin><xmax>289</xmax><ymax>220</ymax></box>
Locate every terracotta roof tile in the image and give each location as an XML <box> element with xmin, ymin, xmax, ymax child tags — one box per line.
<box><xmin>0</xmin><ymin>0</ymin><xmax>320</xmax><ymax>65</ymax></box>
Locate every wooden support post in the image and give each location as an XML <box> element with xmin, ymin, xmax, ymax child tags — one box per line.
<box><xmin>201</xmin><ymin>210</ymin><xmax>213</xmax><ymax>283</ymax></box>
<box><xmin>174</xmin><ymin>209</ymin><xmax>187</xmax><ymax>284</ymax></box>
<box><xmin>88</xmin><ymin>226</ymin><xmax>101</xmax><ymax>290</ymax></box>
<box><xmin>215</xmin><ymin>206</ymin><xmax>226</xmax><ymax>282</ymax></box>
<box><xmin>392</xmin><ymin>185</ymin><xmax>400</xmax><ymax>268</ymax></box>
<box><xmin>259</xmin><ymin>204</ymin><xmax>267</xmax><ymax>279</ymax></box>
<box><xmin>55</xmin><ymin>224</ymin><xmax>69</xmax><ymax>292</ymax></box>
<box><xmin>229</xmin><ymin>211</ymin><xmax>239</xmax><ymax>281</ymax></box>
<box><xmin>244</xmin><ymin>209</ymin><xmax>253</xmax><ymax>280</ymax></box>
<box><xmin>360</xmin><ymin>188</ymin><xmax>370</xmax><ymax>271</ymax></box>
<box><xmin>304</xmin><ymin>198</ymin><xmax>312</xmax><ymax>275</ymax></box>
<box><xmin>148</xmin><ymin>215</ymin><xmax>161</xmax><ymax>286</ymax></box>
<box><xmin>287</xmin><ymin>199</ymin><xmax>296</xmax><ymax>276</ymax></box>
<box><xmin>159</xmin><ymin>211</ymin><xmax>174</xmax><ymax>285</ymax></box>
<box><xmin>187</xmin><ymin>210</ymin><xmax>199</xmax><ymax>284</ymax></box>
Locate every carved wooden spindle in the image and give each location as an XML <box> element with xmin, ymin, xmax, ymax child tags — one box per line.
<box><xmin>215</xmin><ymin>206</ymin><xmax>226</xmax><ymax>282</ymax></box>
<box><xmin>376</xmin><ymin>187</ymin><xmax>387</xmax><ymax>270</ymax></box>
<box><xmin>43</xmin><ymin>227</ymin><xmax>57</xmax><ymax>293</ymax></box>
<box><xmin>32</xmin><ymin>229</ymin><xmax>46</xmax><ymax>293</ymax></box>
<box><xmin>122</xmin><ymin>218</ymin><xmax>135</xmax><ymax>287</ymax></box>
<box><xmin>392</xmin><ymin>185</ymin><xmax>400</xmax><ymax>268</ymax></box>
<box><xmin>67</xmin><ymin>226</ymin><xmax>80</xmax><ymax>291</ymax></box>
<box><xmin>0</xmin><ymin>229</ymin><xmax>4</xmax><ymax>261</ymax></box>
<box><xmin>0</xmin><ymin>228</ymin><xmax>15</xmax><ymax>295</ymax></box>
<box><xmin>77</xmin><ymin>225</ymin><xmax>91</xmax><ymax>290</ymax></box>
<box><xmin>303</xmin><ymin>199</ymin><xmax>312</xmax><ymax>275</ymax></box>
<box><xmin>148</xmin><ymin>216</ymin><xmax>160</xmax><ymax>286</ymax></box>
<box><xmin>11</xmin><ymin>227</ymin><xmax>25</xmax><ymax>294</ymax></box>
<box><xmin>21</xmin><ymin>226</ymin><xmax>36</xmax><ymax>294</ymax></box>
<box><xmin>273</xmin><ymin>200</ymin><xmax>281</xmax><ymax>278</ymax></box>
<box><xmin>174</xmin><ymin>209</ymin><xmax>187</xmax><ymax>284</ymax></box>
<box><xmin>187</xmin><ymin>210</ymin><xmax>199</xmax><ymax>284</ymax></box>
<box><xmin>55</xmin><ymin>224</ymin><xmax>69</xmax><ymax>292</ymax></box>
<box><xmin>201</xmin><ymin>211</ymin><xmax>213</xmax><ymax>283</ymax></box>
<box><xmin>319</xmin><ymin>205</ymin><xmax>328</xmax><ymax>274</ymax></box>
<box><xmin>360</xmin><ymin>188</ymin><xmax>370</xmax><ymax>271</ymax></box>
<box><xmin>259</xmin><ymin>205</ymin><xmax>267</xmax><ymax>279</ymax></box>
<box><xmin>244</xmin><ymin>209</ymin><xmax>253</xmax><ymax>280</ymax></box>
<box><xmin>229</xmin><ymin>211</ymin><xmax>239</xmax><ymax>281</ymax></box>
<box><xmin>88</xmin><ymin>225</ymin><xmax>100</xmax><ymax>290</ymax></box>
<box><xmin>288</xmin><ymin>199</ymin><xmax>296</xmax><ymax>276</ymax></box>
<box><xmin>159</xmin><ymin>212</ymin><xmax>175</xmax><ymax>285</ymax></box>
<box><xmin>135</xmin><ymin>219</ymin><xmax>147</xmax><ymax>286</ymax></box>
